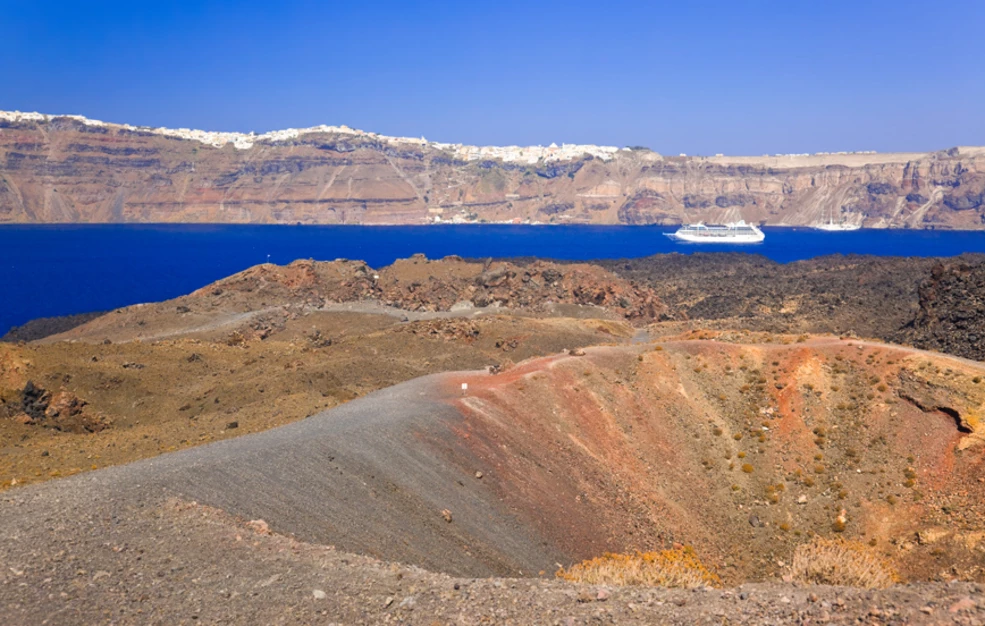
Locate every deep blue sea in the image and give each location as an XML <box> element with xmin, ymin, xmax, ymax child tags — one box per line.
<box><xmin>3</xmin><ymin>224</ymin><xmax>985</xmax><ymax>335</ymax></box>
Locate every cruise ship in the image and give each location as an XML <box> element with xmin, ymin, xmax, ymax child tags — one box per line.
<box><xmin>667</xmin><ymin>221</ymin><xmax>765</xmax><ymax>243</ymax></box>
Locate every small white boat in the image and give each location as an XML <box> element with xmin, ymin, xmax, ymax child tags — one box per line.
<box><xmin>814</xmin><ymin>220</ymin><xmax>861</xmax><ymax>231</ymax></box>
<box><xmin>814</xmin><ymin>209</ymin><xmax>861</xmax><ymax>231</ymax></box>
<box><xmin>667</xmin><ymin>221</ymin><xmax>765</xmax><ymax>243</ymax></box>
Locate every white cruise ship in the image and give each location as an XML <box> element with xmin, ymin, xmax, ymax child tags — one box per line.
<box><xmin>667</xmin><ymin>221</ymin><xmax>765</xmax><ymax>243</ymax></box>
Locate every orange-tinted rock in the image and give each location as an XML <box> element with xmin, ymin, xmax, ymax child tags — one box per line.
<box><xmin>11</xmin><ymin>412</ymin><xmax>34</xmax><ymax>425</ymax></box>
<box><xmin>445</xmin><ymin>338</ymin><xmax>985</xmax><ymax>584</ymax></box>
<box><xmin>44</xmin><ymin>390</ymin><xmax>86</xmax><ymax>420</ymax></box>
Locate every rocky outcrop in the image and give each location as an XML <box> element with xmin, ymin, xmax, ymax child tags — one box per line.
<box><xmin>2</xmin><ymin>112</ymin><xmax>985</xmax><ymax>228</ymax></box>
<box><xmin>605</xmin><ymin>253</ymin><xmax>952</xmax><ymax>338</ymax></box>
<box><xmin>47</xmin><ymin>255</ymin><xmax>666</xmax><ymax>343</ymax></box>
<box><xmin>186</xmin><ymin>256</ymin><xmax>666</xmax><ymax>322</ymax></box>
<box><xmin>8</xmin><ymin>381</ymin><xmax>110</xmax><ymax>433</ymax></box>
<box><xmin>374</xmin><ymin>256</ymin><xmax>665</xmax><ymax>321</ymax></box>
<box><xmin>894</xmin><ymin>260</ymin><xmax>985</xmax><ymax>360</ymax></box>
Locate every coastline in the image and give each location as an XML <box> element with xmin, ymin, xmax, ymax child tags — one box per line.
<box><xmin>3</xmin><ymin>224</ymin><xmax>985</xmax><ymax>336</ymax></box>
<box><xmin>6</xmin><ymin>219</ymin><xmax>972</xmax><ymax>230</ymax></box>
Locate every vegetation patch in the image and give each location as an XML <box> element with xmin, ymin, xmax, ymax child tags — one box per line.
<box><xmin>557</xmin><ymin>547</ymin><xmax>720</xmax><ymax>588</ymax></box>
<box><xmin>791</xmin><ymin>537</ymin><xmax>898</xmax><ymax>589</ymax></box>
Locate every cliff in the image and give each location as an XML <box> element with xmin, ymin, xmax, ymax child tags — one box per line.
<box><xmin>2</xmin><ymin>110</ymin><xmax>984</xmax><ymax>228</ymax></box>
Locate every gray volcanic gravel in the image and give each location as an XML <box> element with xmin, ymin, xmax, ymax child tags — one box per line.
<box><xmin>0</xmin><ymin>493</ymin><xmax>985</xmax><ymax>624</ymax></box>
<box><xmin>2</xmin><ymin>495</ymin><xmax>984</xmax><ymax>625</ymax></box>
<box><xmin>1</xmin><ymin>372</ymin><xmax>564</xmax><ymax>578</ymax></box>
<box><xmin>1</xmin><ymin>370</ymin><xmax>984</xmax><ymax>624</ymax></box>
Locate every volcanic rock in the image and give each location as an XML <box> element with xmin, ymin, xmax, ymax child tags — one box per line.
<box><xmin>894</xmin><ymin>259</ymin><xmax>985</xmax><ymax>360</ymax></box>
<box><xmin>3</xmin><ymin>111</ymin><xmax>985</xmax><ymax>228</ymax></box>
<box><xmin>10</xmin><ymin>382</ymin><xmax>110</xmax><ymax>433</ymax></box>
<box><xmin>47</xmin><ymin>256</ymin><xmax>667</xmax><ymax>344</ymax></box>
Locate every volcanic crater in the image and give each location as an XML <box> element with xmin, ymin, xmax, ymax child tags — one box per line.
<box><xmin>2</xmin><ymin>255</ymin><xmax>985</xmax><ymax>623</ymax></box>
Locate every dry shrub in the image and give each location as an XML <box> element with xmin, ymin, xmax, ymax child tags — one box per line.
<box><xmin>556</xmin><ymin>547</ymin><xmax>720</xmax><ymax>588</ymax></box>
<box><xmin>791</xmin><ymin>537</ymin><xmax>898</xmax><ymax>589</ymax></box>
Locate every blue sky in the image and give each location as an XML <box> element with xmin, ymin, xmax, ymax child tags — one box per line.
<box><xmin>2</xmin><ymin>0</ymin><xmax>983</xmax><ymax>155</ymax></box>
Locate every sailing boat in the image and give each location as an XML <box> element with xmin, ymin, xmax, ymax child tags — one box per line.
<box><xmin>814</xmin><ymin>207</ymin><xmax>861</xmax><ymax>231</ymax></box>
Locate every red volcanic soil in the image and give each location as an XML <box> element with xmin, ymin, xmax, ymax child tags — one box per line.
<box><xmin>447</xmin><ymin>335</ymin><xmax>985</xmax><ymax>584</ymax></box>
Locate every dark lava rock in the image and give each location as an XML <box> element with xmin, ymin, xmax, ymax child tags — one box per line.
<box><xmin>943</xmin><ymin>190</ymin><xmax>985</xmax><ymax>211</ymax></box>
<box><xmin>867</xmin><ymin>182</ymin><xmax>895</xmax><ymax>195</ymax></box>
<box><xmin>601</xmin><ymin>252</ymin><xmax>985</xmax><ymax>356</ymax></box>
<box><xmin>715</xmin><ymin>194</ymin><xmax>755</xmax><ymax>208</ymax></box>
<box><xmin>1</xmin><ymin>311</ymin><xmax>107</xmax><ymax>343</ymax></box>
<box><xmin>894</xmin><ymin>259</ymin><xmax>985</xmax><ymax>360</ymax></box>
<box><xmin>535</xmin><ymin>161</ymin><xmax>583</xmax><ymax>179</ymax></box>
<box><xmin>538</xmin><ymin>202</ymin><xmax>574</xmax><ymax>215</ymax></box>
<box><xmin>906</xmin><ymin>192</ymin><xmax>928</xmax><ymax>204</ymax></box>
<box><xmin>21</xmin><ymin>381</ymin><xmax>51</xmax><ymax>421</ymax></box>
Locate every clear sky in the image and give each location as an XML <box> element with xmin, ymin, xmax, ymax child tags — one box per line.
<box><xmin>2</xmin><ymin>0</ymin><xmax>983</xmax><ymax>155</ymax></box>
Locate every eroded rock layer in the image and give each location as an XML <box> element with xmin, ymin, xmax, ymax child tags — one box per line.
<box><xmin>2</xmin><ymin>113</ymin><xmax>985</xmax><ymax>228</ymax></box>
<box><xmin>449</xmin><ymin>337</ymin><xmax>985</xmax><ymax>583</ymax></box>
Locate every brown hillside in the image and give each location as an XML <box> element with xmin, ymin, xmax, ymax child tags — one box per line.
<box><xmin>47</xmin><ymin>256</ymin><xmax>665</xmax><ymax>344</ymax></box>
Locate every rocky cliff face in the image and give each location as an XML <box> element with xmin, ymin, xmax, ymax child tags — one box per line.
<box><xmin>2</xmin><ymin>112</ymin><xmax>985</xmax><ymax>228</ymax></box>
<box><xmin>894</xmin><ymin>260</ymin><xmax>985</xmax><ymax>359</ymax></box>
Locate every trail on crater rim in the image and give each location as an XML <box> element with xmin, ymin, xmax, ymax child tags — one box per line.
<box><xmin>3</xmin><ymin>336</ymin><xmax>984</xmax><ymax>586</ymax></box>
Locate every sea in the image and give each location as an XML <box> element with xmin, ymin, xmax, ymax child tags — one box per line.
<box><xmin>2</xmin><ymin>223</ymin><xmax>985</xmax><ymax>336</ymax></box>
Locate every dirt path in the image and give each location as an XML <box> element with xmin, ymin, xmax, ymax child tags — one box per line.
<box><xmin>843</xmin><ymin>337</ymin><xmax>985</xmax><ymax>369</ymax></box>
<box><xmin>38</xmin><ymin>306</ymin><xmax>285</xmax><ymax>344</ymax></box>
<box><xmin>0</xmin><ymin>370</ymin><xmax>563</xmax><ymax>578</ymax></box>
<box><xmin>318</xmin><ymin>300</ymin><xmax>506</xmax><ymax>321</ymax></box>
<box><xmin>126</xmin><ymin>307</ymin><xmax>283</xmax><ymax>342</ymax></box>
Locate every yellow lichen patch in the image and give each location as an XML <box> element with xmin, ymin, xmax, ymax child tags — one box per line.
<box><xmin>964</xmin><ymin>411</ymin><xmax>981</xmax><ymax>433</ymax></box>
<box><xmin>556</xmin><ymin>546</ymin><xmax>720</xmax><ymax>588</ymax></box>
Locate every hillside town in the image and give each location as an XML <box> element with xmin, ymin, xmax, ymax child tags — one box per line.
<box><xmin>0</xmin><ymin>109</ymin><xmax>624</xmax><ymax>163</ymax></box>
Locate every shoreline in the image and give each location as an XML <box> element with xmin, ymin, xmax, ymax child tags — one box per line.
<box><xmin>4</xmin><ymin>228</ymin><xmax>985</xmax><ymax>337</ymax></box>
<box><xmin>0</xmin><ymin>221</ymin><xmax>979</xmax><ymax>231</ymax></box>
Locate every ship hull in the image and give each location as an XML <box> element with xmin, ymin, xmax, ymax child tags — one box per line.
<box><xmin>667</xmin><ymin>222</ymin><xmax>765</xmax><ymax>243</ymax></box>
<box><xmin>667</xmin><ymin>233</ymin><xmax>765</xmax><ymax>243</ymax></box>
<box><xmin>814</xmin><ymin>224</ymin><xmax>861</xmax><ymax>231</ymax></box>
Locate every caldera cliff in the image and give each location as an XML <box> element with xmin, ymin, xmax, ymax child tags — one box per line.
<box><xmin>2</xmin><ymin>111</ymin><xmax>984</xmax><ymax>228</ymax></box>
